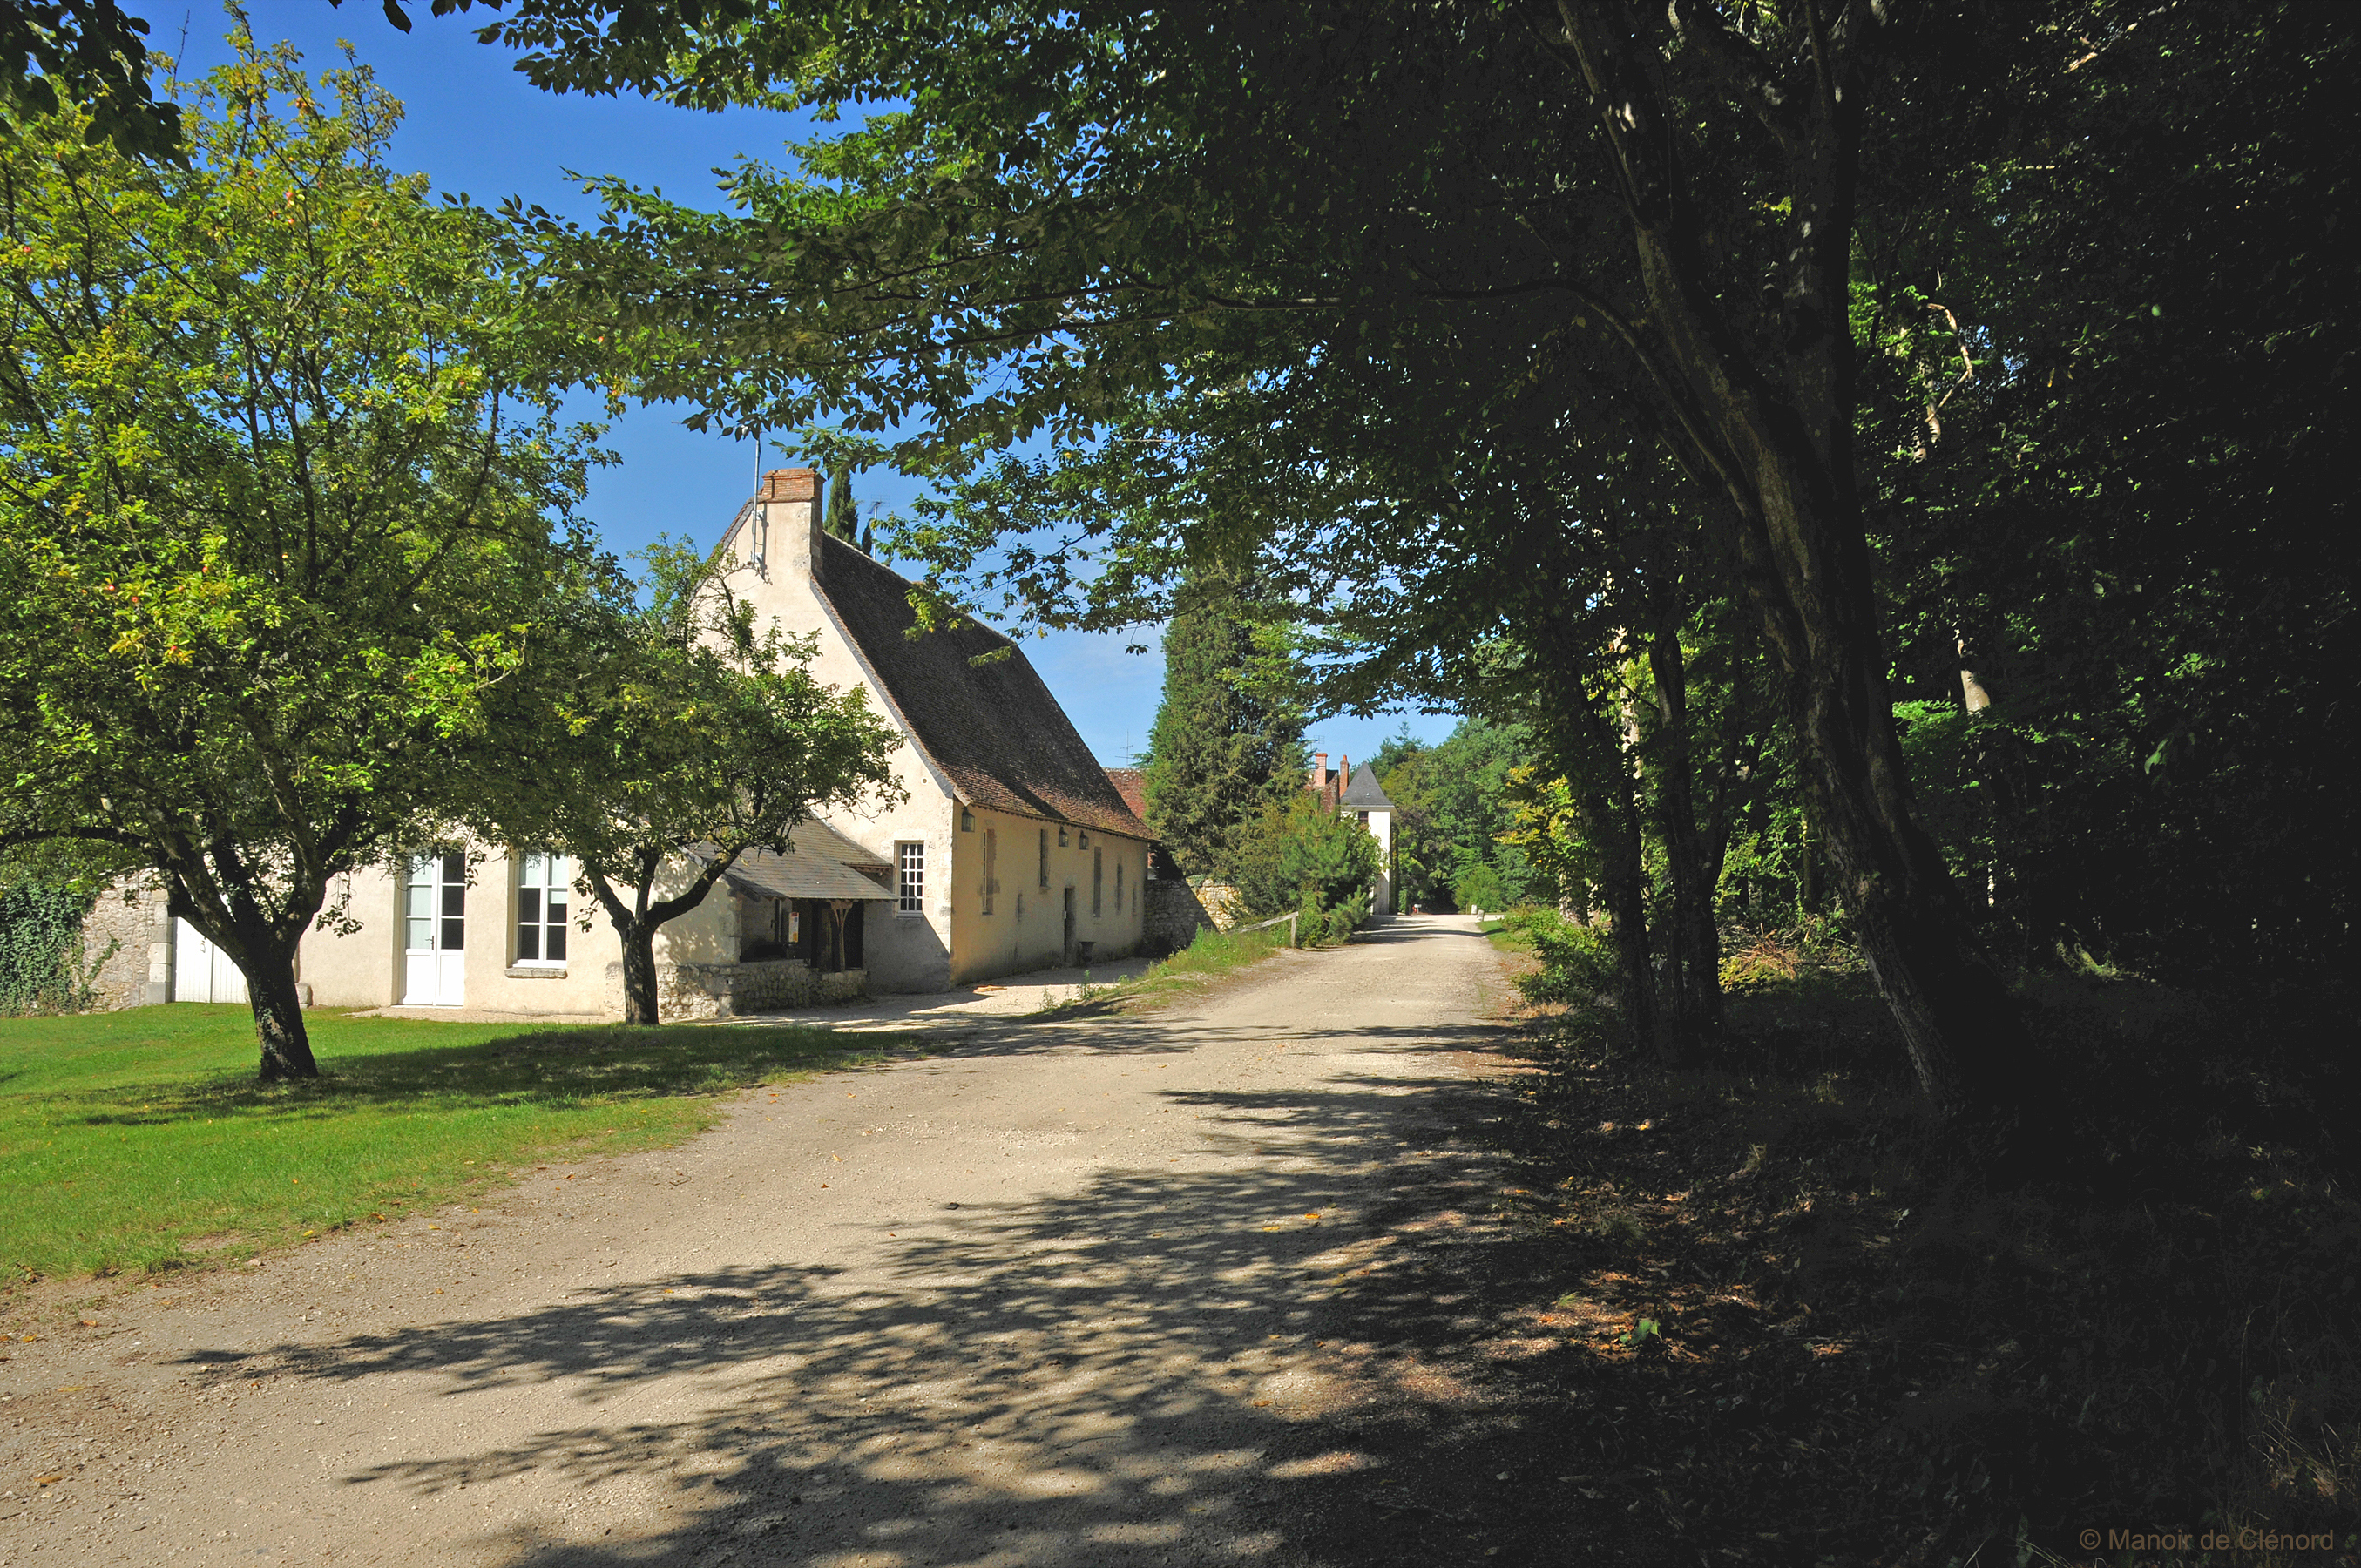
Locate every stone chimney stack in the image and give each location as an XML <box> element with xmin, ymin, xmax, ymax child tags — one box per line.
<box><xmin>1309</xmin><ymin>752</ymin><xmax>1328</xmax><ymax>787</ymax></box>
<box><xmin>755</xmin><ymin>468</ymin><xmax>824</xmax><ymax>581</ymax></box>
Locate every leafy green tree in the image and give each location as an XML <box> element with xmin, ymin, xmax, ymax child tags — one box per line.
<box><xmin>1378</xmin><ymin>722</ymin><xmax>1552</xmax><ymax>913</ymax></box>
<box><xmin>1864</xmin><ymin>0</ymin><xmax>2352</xmax><ymax>987</ymax></box>
<box><xmin>488</xmin><ymin>537</ymin><xmax>902</xmax><ymax>1024</ymax></box>
<box><xmin>495</xmin><ymin>0</ymin><xmax>2041</xmax><ymax>1112</ymax></box>
<box><xmin>0</xmin><ymin>37</ymin><xmax>599</xmax><ymax>1079</ymax></box>
<box><xmin>0</xmin><ymin>0</ymin><xmax>180</xmax><ymax>157</ymax></box>
<box><xmin>1140</xmin><ymin>572</ymin><xmax>1307</xmax><ymax>877</ymax></box>
<box><xmin>490</xmin><ymin>0</ymin><xmax>2349</xmax><ymax>1111</ymax></box>
<box><xmin>1225</xmin><ymin>792</ymin><xmax>1380</xmax><ymax>923</ymax></box>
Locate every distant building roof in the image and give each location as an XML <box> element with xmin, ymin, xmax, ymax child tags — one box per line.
<box><xmin>693</xmin><ymin>818</ymin><xmax>896</xmax><ymax>902</ymax></box>
<box><xmin>1340</xmin><ymin>761</ymin><xmax>1394</xmax><ymax>810</ymax></box>
<box><xmin>815</xmin><ymin>536</ymin><xmax>1152</xmax><ymax>840</ymax></box>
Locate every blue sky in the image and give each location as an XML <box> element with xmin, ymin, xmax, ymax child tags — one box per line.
<box><xmin>172</xmin><ymin>2</ymin><xmax>1457</xmax><ymax>771</ymax></box>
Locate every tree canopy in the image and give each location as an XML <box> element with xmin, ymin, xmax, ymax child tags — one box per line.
<box><xmin>0</xmin><ymin>35</ymin><xmax>603</xmax><ymax>1078</ymax></box>
<box><xmin>0</xmin><ymin>0</ymin><xmax>180</xmax><ymax>157</ymax></box>
<box><xmin>443</xmin><ymin>0</ymin><xmax>2344</xmax><ymax>1112</ymax></box>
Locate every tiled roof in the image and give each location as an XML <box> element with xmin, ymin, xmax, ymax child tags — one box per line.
<box><xmin>816</xmin><ymin>537</ymin><xmax>1152</xmax><ymax>840</ymax></box>
<box><xmin>1340</xmin><ymin>761</ymin><xmax>1394</xmax><ymax>809</ymax></box>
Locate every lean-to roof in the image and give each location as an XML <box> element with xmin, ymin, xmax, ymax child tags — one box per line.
<box><xmin>692</xmin><ymin>818</ymin><xmax>895</xmax><ymax>902</ymax></box>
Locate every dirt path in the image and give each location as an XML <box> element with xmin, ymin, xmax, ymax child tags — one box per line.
<box><xmin>1</xmin><ymin>916</ymin><xmax>1552</xmax><ymax>1567</ymax></box>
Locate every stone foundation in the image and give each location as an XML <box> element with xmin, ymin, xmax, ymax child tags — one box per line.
<box><xmin>660</xmin><ymin>958</ymin><xmax>867</xmax><ymax>1021</ymax></box>
<box><xmin>1142</xmin><ymin>879</ymin><xmax>1214</xmax><ymax>956</ymax></box>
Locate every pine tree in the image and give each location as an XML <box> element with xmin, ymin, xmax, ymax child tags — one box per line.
<box><xmin>1141</xmin><ymin>574</ymin><xmax>1307</xmax><ymax>877</ymax></box>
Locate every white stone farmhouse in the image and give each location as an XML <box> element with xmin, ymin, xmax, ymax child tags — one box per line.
<box><xmin>122</xmin><ymin>468</ymin><xmax>1153</xmax><ymax>1020</ymax></box>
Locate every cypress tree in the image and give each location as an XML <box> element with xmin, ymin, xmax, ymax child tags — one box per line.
<box><xmin>824</xmin><ymin>461</ymin><xmax>859</xmax><ymax>542</ymax></box>
<box><xmin>1141</xmin><ymin>573</ymin><xmax>1308</xmax><ymax>877</ymax></box>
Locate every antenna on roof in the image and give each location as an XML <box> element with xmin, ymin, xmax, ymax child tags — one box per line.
<box><xmin>748</xmin><ymin>429</ymin><xmax>768</xmax><ymax>574</ymax></box>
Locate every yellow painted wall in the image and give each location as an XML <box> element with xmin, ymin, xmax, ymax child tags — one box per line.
<box><xmin>946</xmin><ymin>807</ymin><xmax>1147</xmax><ymax>985</ymax></box>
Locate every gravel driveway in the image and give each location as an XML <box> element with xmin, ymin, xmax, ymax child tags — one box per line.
<box><xmin>2</xmin><ymin>915</ymin><xmax>1544</xmax><ymax>1567</ymax></box>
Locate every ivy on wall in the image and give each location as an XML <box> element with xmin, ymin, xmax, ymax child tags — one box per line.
<box><xmin>0</xmin><ymin>880</ymin><xmax>105</xmax><ymax>1015</ymax></box>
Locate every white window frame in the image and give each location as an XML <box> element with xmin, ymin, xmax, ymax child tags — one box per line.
<box><xmin>514</xmin><ymin>852</ymin><xmax>572</xmax><ymax>968</ymax></box>
<box><xmin>897</xmin><ymin>841</ymin><xmax>925</xmax><ymax>915</ymax></box>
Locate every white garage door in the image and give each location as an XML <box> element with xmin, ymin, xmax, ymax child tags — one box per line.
<box><xmin>173</xmin><ymin>918</ymin><xmax>250</xmax><ymax>1004</ymax></box>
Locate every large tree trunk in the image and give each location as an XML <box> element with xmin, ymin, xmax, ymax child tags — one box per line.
<box><xmin>1580</xmin><ymin>778</ymin><xmax>1661</xmax><ymax>1061</ymax></box>
<box><xmin>247</xmin><ymin>944</ymin><xmax>319</xmax><ymax>1082</ymax></box>
<box><xmin>619</xmin><ymin>921</ymin><xmax>661</xmax><ymax>1025</ymax></box>
<box><xmin>160</xmin><ymin>869</ymin><xmax>327</xmax><ymax>1083</ymax></box>
<box><xmin>1561</xmin><ymin>0</ymin><xmax>2031</xmax><ymax>1114</ymax></box>
<box><xmin>1645</xmin><ymin>598</ymin><xmax>1726</xmax><ymax>1050</ymax></box>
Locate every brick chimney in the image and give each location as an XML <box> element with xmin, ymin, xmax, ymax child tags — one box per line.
<box><xmin>1309</xmin><ymin>751</ymin><xmax>1328</xmax><ymax>787</ymax></box>
<box><xmin>753</xmin><ymin>468</ymin><xmax>825</xmax><ymax>581</ymax></box>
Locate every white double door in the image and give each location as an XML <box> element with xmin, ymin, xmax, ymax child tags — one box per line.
<box><xmin>401</xmin><ymin>852</ymin><xmax>468</xmax><ymax>1006</ymax></box>
<box><xmin>172</xmin><ymin>919</ymin><xmax>248</xmax><ymax>1004</ymax></box>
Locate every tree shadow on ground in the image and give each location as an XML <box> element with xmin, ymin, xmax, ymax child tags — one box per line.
<box><xmin>172</xmin><ymin>1017</ymin><xmax>1641</xmax><ymax>1566</ymax></box>
<box><xmin>54</xmin><ymin>1021</ymin><xmax>890</xmax><ymax>1129</ymax></box>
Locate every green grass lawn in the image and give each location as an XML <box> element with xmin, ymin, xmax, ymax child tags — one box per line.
<box><xmin>0</xmin><ymin>1006</ymin><xmax>891</xmax><ymax>1282</ymax></box>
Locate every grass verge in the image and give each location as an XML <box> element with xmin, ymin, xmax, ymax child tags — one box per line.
<box><xmin>1033</xmin><ymin>922</ymin><xmax>1295</xmax><ymax>1017</ymax></box>
<box><xmin>0</xmin><ymin>1005</ymin><xmax>891</xmax><ymax>1282</ymax></box>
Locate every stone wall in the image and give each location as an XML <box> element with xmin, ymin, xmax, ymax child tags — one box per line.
<box><xmin>79</xmin><ymin>875</ymin><xmax>172</xmax><ymax>1010</ymax></box>
<box><xmin>1142</xmin><ymin>879</ymin><xmax>1214</xmax><ymax>956</ymax></box>
<box><xmin>1194</xmin><ymin>882</ymin><xmax>1249</xmax><ymax>932</ymax></box>
<box><xmin>660</xmin><ymin>958</ymin><xmax>868</xmax><ymax>1022</ymax></box>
